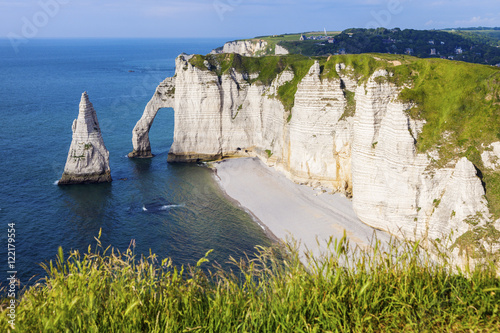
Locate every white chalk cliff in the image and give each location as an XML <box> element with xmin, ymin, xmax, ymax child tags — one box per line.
<box><xmin>482</xmin><ymin>142</ymin><xmax>500</xmax><ymax>170</ymax></box>
<box><xmin>59</xmin><ymin>92</ymin><xmax>111</xmax><ymax>185</ymax></box>
<box><xmin>130</xmin><ymin>54</ymin><xmax>499</xmax><ymax>254</ymax></box>
<box><xmin>211</xmin><ymin>40</ymin><xmax>289</xmax><ymax>56</ymax></box>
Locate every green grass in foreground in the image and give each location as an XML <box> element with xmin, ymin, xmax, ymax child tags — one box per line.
<box><xmin>1</xmin><ymin>233</ymin><xmax>500</xmax><ymax>332</ymax></box>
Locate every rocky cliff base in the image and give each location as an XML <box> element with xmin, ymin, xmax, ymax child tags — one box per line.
<box><xmin>58</xmin><ymin>171</ymin><xmax>112</xmax><ymax>185</ymax></box>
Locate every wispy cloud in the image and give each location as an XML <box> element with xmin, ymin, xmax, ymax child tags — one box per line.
<box><xmin>414</xmin><ymin>0</ymin><xmax>499</xmax><ymax>8</ymax></box>
<box><xmin>359</xmin><ymin>0</ymin><xmax>384</xmax><ymax>5</ymax></box>
<box><xmin>141</xmin><ymin>2</ymin><xmax>213</xmax><ymax>18</ymax></box>
<box><xmin>454</xmin><ymin>15</ymin><xmax>497</xmax><ymax>26</ymax></box>
<box><xmin>228</xmin><ymin>0</ymin><xmax>386</xmax><ymax>7</ymax></box>
<box><xmin>425</xmin><ymin>19</ymin><xmax>448</xmax><ymax>27</ymax></box>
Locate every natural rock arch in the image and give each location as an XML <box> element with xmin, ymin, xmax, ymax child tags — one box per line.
<box><xmin>128</xmin><ymin>77</ymin><xmax>176</xmax><ymax>158</ymax></box>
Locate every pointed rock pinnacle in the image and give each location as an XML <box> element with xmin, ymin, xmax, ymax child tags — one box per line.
<box><xmin>58</xmin><ymin>92</ymin><xmax>112</xmax><ymax>185</ymax></box>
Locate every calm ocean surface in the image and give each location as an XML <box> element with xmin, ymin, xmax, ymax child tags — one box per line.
<box><xmin>0</xmin><ymin>38</ymin><xmax>271</xmax><ymax>290</ymax></box>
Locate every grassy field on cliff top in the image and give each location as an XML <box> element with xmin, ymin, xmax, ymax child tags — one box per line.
<box><xmin>246</xmin><ymin>28</ymin><xmax>500</xmax><ymax>64</ymax></box>
<box><xmin>190</xmin><ymin>53</ymin><xmax>500</xmax><ymax>217</ymax></box>
<box><xmin>1</xmin><ymin>233</ymin><xmax>500</xmax><ymax>332</ymax></box>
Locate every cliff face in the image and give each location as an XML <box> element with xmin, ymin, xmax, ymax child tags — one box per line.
<box><xmin>211</xmin><ymin>40</ymin><xmax>289</xmax><ymax>56</ymax></box>
<box><xmin>130</xmin><ymin>54</ymin><xmax>499</xmax><ymax>253</ymax></box>
<box><xmin>59</xmin><ymin>92</ymin><xmax>111</xmax><ymax>185</ymax></box>
<box><xmin>351</xmin><ymin>74</ymin><xmax>488</xmax><ymax>239</ymax></box>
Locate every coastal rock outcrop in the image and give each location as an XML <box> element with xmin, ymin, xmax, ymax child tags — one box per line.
<box><xmin>481</xmin><ymin>142</ymin><xmax>500</xmax><ymax>170</ymax></box>
<box><xmin>211</xmin><ymin>40</ymin><xmax>289</xmax><ymax>56</ymax></box>
<box><xmin>350</xmin><ymin>73</ymin><xmax>489</xmax><ymax>240</ymax></box>
<box><xmin>129</xmin><ymin>77</ymin><xmax>175</xmax><ymax>158</ymax></box>
<box><xmin>58</xmin><ymin>92</ymin><xmax>111</xmax><ymax>185</ymax></box>
<box><xmin>130</xmin><ymin>54</ymin><xmax>499</xmax><ymax>254</ymax></box>
<box><xmin>274</xmin><ymin>45</ymin><xmax>289</xmax><ymax>55</ymax></box>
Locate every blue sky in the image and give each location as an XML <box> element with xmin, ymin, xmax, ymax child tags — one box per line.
<box><xmin>1</xmin><ymin>0</ymin><xmax>499</xmax><ymax>39</ymax></box>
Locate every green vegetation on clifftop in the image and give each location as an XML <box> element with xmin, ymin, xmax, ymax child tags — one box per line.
<box><xmin>189</xmin><ymin>53</ymin><xmax>315</xmax><ymax>111</ymax></box>
<box><xmin>396</xmin><ymin>58</ymin><xmax>500</xmax><ymax>216</ymax></box>
<box><xmin>271</xmin><ymin>28</ymin><xmax>500</xmax><ymax>65</ymax></box>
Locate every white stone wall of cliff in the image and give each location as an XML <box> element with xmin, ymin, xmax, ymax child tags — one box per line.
<box><xmin>134</xmin><ymin>56</ymin><xmax>495</xmax><ymax>252</ymax></box>
<box><xmin>351</xmin><ymin>71</ymin><xmax>489</xmax><ymax>242</ymax></box>
<box><xmin>218</xmin><ymin>69</ymin><xmax>261</xmax><ymax>154</ymax></box>
<box><xmin>274</xmin><ymin>45</ymin><xmax>289</xmax><ymax>55</ymax></box>
<box><xmin>168</xmin><ymin>56</ymin><xmax>225</xmax><ymax>161</ymax></box>
<box><xmin>285</xmin><ymin>61</ymin><xmax>353</xmax><ymax>192</ymax></box>
<box><xmin>167</xmin><ymin>56</ymin><xmax>287</xmax><ymax>162</ymax></box>
<box><xmin>211</xmin><ymin>40</ymin><xmax>289</xmax><ymax>57</ymax></box>
<box><xmin>211</xmin><ymin>40</ymin><xmax>269</xmax><ymax>57</ymax></box>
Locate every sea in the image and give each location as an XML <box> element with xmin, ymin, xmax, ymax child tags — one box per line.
<box><xmin>0</xmin><ymin>38</ymin><xmax>271</xmax><ymax>291</ymax></box>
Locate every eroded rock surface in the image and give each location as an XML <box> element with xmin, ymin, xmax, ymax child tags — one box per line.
<box><xmin>211</xmin><ymin>40</ymin><xmax>289</xmax><ymax>56</ymax></box>
<box><xmin>211</xmin><ymin>40</ymin><xmax>268</xmax><ymax>56</ymax></box>
<box><xmin>129</xmin><ymin>77</ymin><xmax>175</xmax><ymax>158</ymax></box>
<box><xmin>481</xmin><ymin>142</ymin><xmax>500</xmax><ymax>170</ymax></box>
<box><xmin>59</xmin><ymin>92</ymin><xmax>111</xmax><ymax>185</ymax></box>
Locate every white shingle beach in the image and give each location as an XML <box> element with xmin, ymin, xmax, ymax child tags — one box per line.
<box><xmin>213</xmin><ymin>157</ymin><xmax>390</xmax><ymax>260</ymax></box>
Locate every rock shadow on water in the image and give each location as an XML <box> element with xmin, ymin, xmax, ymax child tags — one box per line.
<box><xmin>59</xmin><ymin>182</ymin><xmax>113</xmax><ymax>222</ymax></box>
<box><xmin>128</xmin><ymin>156</ymin><xmax>153</xmax><ymax>175</ymax></box>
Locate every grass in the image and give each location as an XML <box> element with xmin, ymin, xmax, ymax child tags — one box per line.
<box><xmin>339</xmin><ymin>90</ymin><xmax>356</xmax><ymax>120</ymax></box>
<box><xmin>1</xmin><ymin>232</ymin><xmax>500</xmax><ymax>332</ymax></box>
<box><xmin>397</xmin><ymin>58</ymin><xmax>500</xmax><ymax>155</ymax></box>
<box><xmin>320</xmin><ymin>54</ymin><xmax>390</xmax><ymax>83</ymax></box>
<box><xmin>255</xmin><ymin>31</ymin><xmax>341</xmax><ymax>43</ymax></box>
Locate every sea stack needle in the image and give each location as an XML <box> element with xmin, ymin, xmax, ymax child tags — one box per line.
<box><xmin>58</xmin><ymin>92</ymin><xmax>112</xmax><ymax>185</ymax></box>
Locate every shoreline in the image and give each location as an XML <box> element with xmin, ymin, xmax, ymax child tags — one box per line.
<box><xmin>211</xmin><ymin>157</ymin><xmax>390</xmax><ymax>260</ymax></box>
<box><xmin>212</xmin><ymin>165</ymin><xmax>282</xmax><ymax>245</ymax></box>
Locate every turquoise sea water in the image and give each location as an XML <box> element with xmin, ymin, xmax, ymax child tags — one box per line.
<box><xmin>0</xmin><ymin>38</ymin><xmax>271</xmax><ymax>290</ymax></box>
